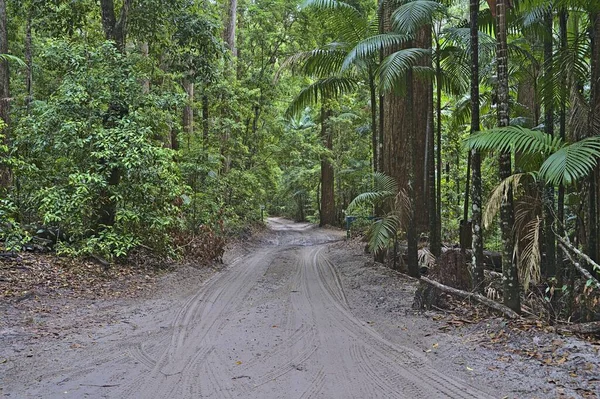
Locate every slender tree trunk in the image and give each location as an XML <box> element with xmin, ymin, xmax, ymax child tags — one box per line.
<box><xmin>433</xmin><ymin>37</ymin><xmax>442</xmax><ymax>258</ymax></box>
<box><xmin>140</xmin><ymin>42</ymin><xmax>150</xmax><ymax>94</ymax></box>
<box><xmin>97</xmin><ymin>0</ymin><xmax>130</xmax><ymax>227</ymax></box>
<box><xmin>320</xmin><ymin>107</ymin><xmax>335</xmax><ymax>227</ymax></box>
<box><xmin>557</xmin><ymin>8</ymin><xmax>568</xmax><ymax>285</ymax></box>
<box><xmin>496</xmin><ymin>0</ymin><xmax>520</xmax><ymax>312</ymax></box>
<box><xmin>369</xmin><ymin>70</ymin><xmax>378</xmax><ymax>173</ymax></box>
<box><xmin>223</xmin><ymin>0</ymin><xmax>238</xmax><ymax>57</ymax></box>
<box><xmin>543</xmin><ymin>8</ymin><xmax>556</xmax><ymax>277</ymax></box>
<box><xmin>0</xmin><ymin>0</ymin><xmax>10</xmax><ymax>190</ymax></box>
<box><xmin>428</xmin><ymin>80</ymin><xmax>439</xmax><ymax>258</ymax></box>
<box><xmin>470</xmin><ymin>0</ymin><xmax>484</xmax><ymax>293</ymax></box>
<box><xmin>406</xmin><ymin>67</ymin><xmax>419</xmax><ymax>278</ymax></box>
<box><xmin>202</xmin><ymin>92</ymin><xmax>209</xmax><ymax>142</ymax></box>
<box><xmin>588</xmin><ymin>11</ymin><xmax>600</xmax><ymax>262</ymax></box>
<box><xmin>180</xmin><ymin>78</ymin><xmax>194</xmax><ymax>150</ymax></box>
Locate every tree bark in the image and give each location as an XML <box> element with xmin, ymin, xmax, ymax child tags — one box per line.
<box><xmin>202</xmin><ymin>92</ymin><xmax>209</xmax><ymax>142</ymax></box>
<box><xmin>223</xmin><ymin>0</ymin><xmax>238</xmax><ymax>57</ymax></box>
<box><xmin>0</xmin><ymin>0</ymin><xmax>10</xmax><ymax>190</ymax></box>
<box><xmin>100</xmin><ymin>0</ymin><xmax>130</xmax><ymax>52</ymax></box>
<box><xmin>557</xmin><ymin>8</ymin><xmax>568</xmax><ymax>286</ymax></box>
<box><xmin>588</xmin><ymin>11</ymin><xmax>600</xmax><ymax>262</ymax></box>
<box><xmin>543</xmin><ymin>8</ymin><xmax>556</xmax><ymax>277</ymax></box>
<box><xmin>181</xmin><ymin>78</ymin><xmax>194</xmax><ymax>150</ymax></box>
<box><xmin>406</xmin><ymin>66</ymin><xmax>419</xmax><ymax>278</ymax></box>
<box><xmin>320</xmin><ymin>107</ymin><xmax>335</xmax><ymax>227</ymax></box>
<box><xmin>496</xmin><ymin>0</ymin><xmax>520</xmax><ymax>313</ymax></box>
<box><xmin>470</xmin><ymin>0</ymin><xmax>484</xmax><ymax>293</ymax></box>
<box><xmin>140</xmin><ymin>42</ymin><xmax>150</xmax><ymax>94</ymax></box>
<box><xmin>382</xmin><ymin>22</ymin><xmax>430</xmax><ymax>233</ymax></box>
<box><xmin>369</xmin><ymin>69</ymin><xmax>378</xmax><ymax>173</ymax></box>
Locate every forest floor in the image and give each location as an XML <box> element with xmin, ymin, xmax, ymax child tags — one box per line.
<box><xmin>1</xmin><ymin>218</ymin><xmax>599</xmax><ymax>398</ymax></box>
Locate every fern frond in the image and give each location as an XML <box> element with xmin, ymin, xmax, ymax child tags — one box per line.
<box><xmin>466</xmin><ymin>126</ymin><xmax>563</xmax><ymax>156</ymax></box>
<box><xmin>379</xmin><ymin>48</ymin><xmax>431</xmax><ymax>92</ymax></box>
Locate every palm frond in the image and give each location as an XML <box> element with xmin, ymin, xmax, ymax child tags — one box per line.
<box><xmin>368</xmin><ymin>214</ymin><xmax>400</xmax><ymax>254</ymax></box>
<box><xmin>483</xmin><ymin>173</ymin><xmax>532</xmax><ymax>229</ymax></box>
<box><xmin>285</xmin><ymin>77</ymin><xmax>358</xmax><ymax>117</ymax></box>
<box><xmin>391</xmin><ymin>1</ymin><xmax>446</xmax><ymax>34</ymax></box>
<box><xmin>539</xmin><ymin>136</ymin><xmax>600</xmax><ymax>186</ymax></box>
<box><xmin>0</xmin><ymin>54</ymin><xmax>26</xmax><ymax>67</ymax></box>
<box><xmin>466</xmin><ymin>126</ymin><xmax>563</xmax><ymax>156</ymax></box>
<box><xmin>278</xmin><ymin>48</ymin><xmax>347</xmax><ymax>79</ymax></box>
<box><xmin>342</xmin><ymin>34</ymin><xmax>410</xmax><ymax>71</ymax></box>
<box><xmin>518</xmin><ymin>216</ymin><xmax>542</xmax><ymax>291</ymax></box>
<box><xmin>379</xmin><ymin>48</ymin><xmax>431</xmax><ymax>92</ymax></box>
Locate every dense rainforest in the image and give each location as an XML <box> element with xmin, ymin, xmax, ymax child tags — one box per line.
<box><xmin>1</xmin><ymin>0</ymin><xmax>600</xmax><ymax>322</ymax></box>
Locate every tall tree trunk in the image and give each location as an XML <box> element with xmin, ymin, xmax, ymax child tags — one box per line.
<box><xmin>588</xmin><ymin>11</ymin><xmax>600</xmax><ymax>262</ymax></box>
<box><xmin>470</xmin><ymin>0</ymin><xmax>484</xmax><ymax>293</ymax></box>
<box><xmin>382</xmin><ymin>21</ymin><xmax>430</xmax><ymax>233</ymax></box>
<box><xmin>181</xmin><ymin>78</ymin><xmax>194</xmax><ymax>150</ymax></box>
<box><xmin>0</xmin><ymin>0</ymin><xmax>10</xmax><ymax>190</ymax></box>
<box><xmin>428</xmin><ymin>79</ymin><xmax>439</xmax><ymax>258</ymax></box>
<box><xmin>432</xmin><ymin>36</ymin><xmax>442</xmax><ymax>259</ymax></box>
<box><xmin>557</xmin><ymin>8</ymin><xmax>568</xmax><ymax>285</ymax></box>
<box><xmin>202</xmin><ymin>92</ymin><xmax>209</xmax><ymax>142</ymax></box>
<box><xmin>140</xmin><ymin>42</ymin><xmax>150</xmax><ymax>94</ymax></box>
<box><xmin>496</xmin><ymin>0</ymin><xmax>520</xmax><ymax>312</ymax></box>
<box><xmin>100</xmin><ymin>0</ymin><xmax>130</xmax><ymax>52</ymax></box>
<box><xmin>320</xmin><ymin>107</ymin><xmax>335</xmax><ymax>227</ymax></box>
<box><xmin>25</xmin><ymin>10</ymin><xmax>33</xmax><ymax>111</ymax></box>
<box><xmin>97</xmin><ymin>0</ymin><xmax>130</xmax><ymax>228</ymax></box>
<box><xmin>369</xmin><ymin>69</ymin><xmax>378</xmax><ymax>173</ymax></box>
<box><xmin>223</xmin><ymin>0</ymin><xmax>238</xmax><ymax>57</ymax></box>
<box><xmin>543</xmin><ymin>8</ymin><xmax>556</xmax><ymax>277</ymax></box>
<box><xmin>406</xmin><ymin>66</ymin><xmax>419</xmax><ymax>278</ymax></box>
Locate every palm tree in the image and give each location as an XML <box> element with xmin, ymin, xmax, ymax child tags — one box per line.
<box><xmin>495</xmin><ymin>0</ymin><xmax>520</xmax><ymax>313</ymax></box>
<box><xmin>468</xmin><ymin>126</ymin><xmax>600</xmax><ymax>289</ymax></box>
<box><xmin>470</xmin><ymin>0</ymin><xmax>484</xmax><ymax>292</ymax></box>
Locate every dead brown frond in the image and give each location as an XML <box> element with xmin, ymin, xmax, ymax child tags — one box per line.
<box><xmin>483</xmin><ymin>173</ymin><xmax>530</xmax><ymax>229</ymax></box>
<box><xmin>517</xmin><ymin>216</ymin><xmax>542</xmax><ymax>291</ymax></box>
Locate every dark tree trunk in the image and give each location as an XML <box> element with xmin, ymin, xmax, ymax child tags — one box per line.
<box><xmin>320</xmin><ymin>107</ymin><xmax>335</xmax><ymax>227</ymax></box>
<box><xmin>25</xmin><ymin>10</ymin><xmax>33</xmax><ymax>111</ymax></box>
<box><xmin>369</xmin><ymin>69</ymin><xmax>378</xmax><ymax>173</ymax></box>
<box><xmin>406</xmin><ymin>67</ymin><xmax>419</xmax><ymax>278</ymax></box>
<box><xmin>100</xmin><ymin>0</ymin><xmax>130</xmax><ymax>52</ymax></box>
<box><xmin>0</xmin><ymin>0</ymin><xmax>9</xmax><ymax>190</ymax></box>
<box><xmin>543</xmin><ymin>8</ymin><xmax>556</xmax><ymax>277</ymax></box>
<box><xmin>223</xmin><ymin>0</ymin><xmax>238</xmax><ymax>56</ymax></box>
<box><xmin>496</xmin><ymin>0</ymin><xmax>520</xmax><ymax>312</ymax></box>
<box><xmin>588</xmin><ymin>11</ymin><xmax>600</xmax><ymax>262</ymax></box>
<box><xmin>97</xmin><ymin>0</ymin><xmax>130</xmax><ymax>227</ymax></box>
<box><xmin>557</xmin><ymin>8</ymin><xmax>568</xmax><ymax>285</ymax></box>
<box><xmin>470</xmin><ymin>0</ymin><xmax>484</xmax><ymax>293</ymax></box>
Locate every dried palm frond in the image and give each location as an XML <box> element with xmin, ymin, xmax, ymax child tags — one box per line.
<box><xmin>517</xmin><ymin>216</ymin><xmax>542</xmax><ymax>291</ymax></box>
<box><xmin>483</xmin><ymin>173</ymin><xmax>531</xmax><ymax>229</ymax></box>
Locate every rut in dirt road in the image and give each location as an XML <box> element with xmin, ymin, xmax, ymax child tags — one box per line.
<box><xmin>5</xmin><ymin>218</ymin><xmax>494</xmax><ymax>398</ymax></box>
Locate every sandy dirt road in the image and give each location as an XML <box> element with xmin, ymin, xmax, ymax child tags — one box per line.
<box><xmin>3</xmin><ymin>218</ymin><xmax>496</xmax><ymax>398</ymax></box>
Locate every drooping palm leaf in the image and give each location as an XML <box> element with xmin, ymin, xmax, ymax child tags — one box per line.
<box><xmin>285</xmin><ymin>77</ymin><xmax>358</xmax><ymax>117</ymax></box>
<box><xmin>466</xmin><ymin>126</ymin><xmax>563</xmax><ymax>156</ymax></box>
<box><xmin>378</xmin><ymin>48</ymin><xmax>431</xmax><ymax>92</ymax></box>
<box><xmin>483</xmin><ymin>173</ymin><xmax>532</xmax><ymax>229</ymax></box>
<box><xmin>540</xmin><ymin>136</ymin><xmax>600</xmax><ymax>186</ymax></box>
<box><xmin>391</xmin><ymin>0</ymin><xmax>446</xmax><ymax>34</ymax></box>
<box><xmin>368</xmin><ymin>214</ymin><xmax>400</xmax><ymax>254</ymax></box>
<box><xmin>0</xmin><ymin>54</ymin><xmax>26</xmax><ymax>67</ymax></box>
<box><xmin>342</xmin><ymin>33</ymin><xmax>410</xmax><ymax>71</ymax></box>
